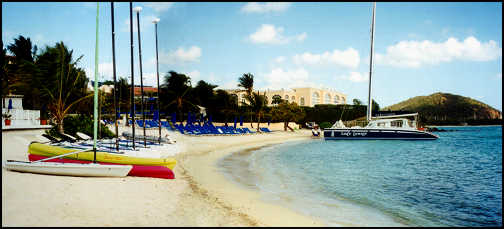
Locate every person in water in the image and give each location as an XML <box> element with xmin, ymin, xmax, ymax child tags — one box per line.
<box><xmin>312</xmin><ymin>124</ymin><xmax>321</xmax><ymax>137</ymax></box>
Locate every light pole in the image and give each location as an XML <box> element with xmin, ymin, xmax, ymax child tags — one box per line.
<box><xmin>133</xmin><ymin>6</ymin><xmax>146</xmax><ymax>147</ymax></box>
<box><xmin>152</xmin><ymin>17</ymin><xmax>161</xmax><ymax>144</ymax></box>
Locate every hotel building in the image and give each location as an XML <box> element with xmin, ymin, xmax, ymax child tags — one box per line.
<box><xmin>226</xmin><ymin>87</ymin><xmax>347</xmax><ymax>107</ymax></box>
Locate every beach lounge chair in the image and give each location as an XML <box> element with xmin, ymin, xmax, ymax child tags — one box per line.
<box><xmin>76</xmin><ymin>132</ymin><xmax>92</xmax><ymax>141</ymax></box>
<box><xmin>61</xmin><ymin>133</ymin><xmax>79</xmax><ymax>143</ymax></box>
<box><xmin>41</xmin><ymin>134</ymin><xmax>65</xmax><ymax>143</ymax></box>
<box><xmin>260</xmin><ymin>127</ymin><xmax>272</xmax><ymax>133</ymax></box>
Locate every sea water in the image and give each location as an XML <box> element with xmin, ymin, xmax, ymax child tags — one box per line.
<box><xmin>218</xmin><ymin>126</ymin><xmax>502</xmax><ymax>226</ymax></box>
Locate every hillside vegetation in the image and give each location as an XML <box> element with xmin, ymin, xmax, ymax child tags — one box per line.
<box><xmin>383</xmin><ymin>92</ymin><xmax>502</xmax><ymax>125</ymax></box>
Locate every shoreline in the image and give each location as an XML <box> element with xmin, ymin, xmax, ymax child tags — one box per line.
<box><xmin>2</xmin><ymin>127</ymin><xmax>327</xmax><ymax>226</ymax></box>
<box><xmin>174</xmin><ymin>130</ymin><xmax>328</xmax><ymax>226</ymax></box>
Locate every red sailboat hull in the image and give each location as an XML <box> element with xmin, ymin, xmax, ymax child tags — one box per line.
<box><xmin>28</xmin><ymin>154</ymin><xmax>175</xmax><ymax>179</ymax></box>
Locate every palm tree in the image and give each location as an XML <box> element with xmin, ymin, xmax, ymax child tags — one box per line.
<box><xmin>238</xmin><ymin>73</ymin><xmax>255</xmax><ymax>126</ymax></box>
<box><xmin>37</xmin><ymin>42</ymin><xmax>92</xmax><ymax>134</ymax></box>
<box><xmin>245</xmin><ymin>91</ymin><xmax>268</xmax><ymax>131</ymax></box>
<box><xmin>7</xmin><ymin>35</ymin><xmax>36</xmax><ymax>63</ymax></box>
<box><xmin>238</xmin><ymin>73</ymin><xmax>254</xmax><ymax>96</ymax></box>
<box><xmin>161</xmin><ymin>71</ymin><xmax>197</xmax><ymax>124</ymax></box>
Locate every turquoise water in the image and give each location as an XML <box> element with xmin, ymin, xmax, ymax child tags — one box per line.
<box><xmin>218</xmin><ymin>126</ymin><xmax>502</xmax><ymax>226</ymax></box>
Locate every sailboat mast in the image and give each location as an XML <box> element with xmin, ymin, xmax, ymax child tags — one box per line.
<box><xmin>111</xmin><ymin>2</ymin><xmax>119</xmax><ymax>151</ymax></box>
<box><xmin>366</xmin><ymin>2</ymin><xmax>376</xmax><ymax>122</ymax></box>
<box><xmin>129</xmin><ymin>2</ymin><xmax>136</xmax><ymax>150</ymax></box>
<box><xmin>134</xmin><ymin>7</ymin><xmax>147</xmax><ymax>147</ymax></box>
<box><xmin>93</xmin><ymin>2</ymin><xmax>100</xmax><ymax>163</ymax></box>
<box><xmin>154</xmin><ymin>19</ymin><xmax>161</xmax><ymax>144</ymax></box>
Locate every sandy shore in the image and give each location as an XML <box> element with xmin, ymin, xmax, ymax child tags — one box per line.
<box><xmin>2</xmin><ymin>123</ymin><xmax>326</xmax><ymax>226</ymax></box>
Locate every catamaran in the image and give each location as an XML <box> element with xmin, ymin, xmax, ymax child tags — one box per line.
<box><xmin>323</xmin><ymin>3</ymin><xmax>438</xmax><ymax>140</ymax></box>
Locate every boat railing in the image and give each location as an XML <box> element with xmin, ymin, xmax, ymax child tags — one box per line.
<box><xmin>342</xmin><ymin>120</ymin><xmax>369</xmax><ymax>128</ymax></box>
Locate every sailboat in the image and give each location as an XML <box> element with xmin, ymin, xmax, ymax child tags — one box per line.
<box><xmin>6</xmin><ymin>3</ymin><xmax>178</xmax><ymax>178</ymax></box>
<box><xmin>323</xmin><ymin>3</ymin><xmax>438</xmax><ymax>140</ymax></box>
<box><xmin>3</xmin><ymin>3</ymin><xmax>133</xmax><ymax>177</ymax></box>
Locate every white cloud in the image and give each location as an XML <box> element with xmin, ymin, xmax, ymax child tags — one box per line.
<box><xmin>344</xmin><ymin>72</ymin><xmax>368</xmax><ymax>83</ymax></box>
<box><xmin>293</xmin><ymin>48</ymin><xmax>360</xmax><ymax>68</ymax></box>
<box><xmin>144</xmin><ymin>2</ymin><xmax>174</xmax><ymax>13</ymax></box>
<box><xmin>375</xmin><ymin>36</ymin><xmax>502</xmax><ymax>68</ymax></box>
<box><xmin>260</xmin><ymin>67</ymin><xmax>320</xmax><ymax>90</ymax></box>
<box><xmin>141</xmin><ymin>72</ymin><xmax>158</xmax><ymax>87</ymax></box>
<box><xmin>249</xmin><ymin>24</ymin><xmax>306</xmax><ymax>45</ymax></box>
<box><xmin>159</xmin><ymin>46</ymin><xmax>202</xmax><ymax>65</ymax></box>
<box><xmin>185</xmin><ymin>70</ymin><xmax>201</xmax><ymax>83</ymax></box>
<box><xmin>241</xmin><ymin>2</ymin><xmax>291</xmax><ymax>13</ymax></box>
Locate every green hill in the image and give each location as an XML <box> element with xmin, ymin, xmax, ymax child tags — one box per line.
<box><xmin>383</xmin><ymin>92</ymin><xmax>502</xmax><ymax>125</ymax></box>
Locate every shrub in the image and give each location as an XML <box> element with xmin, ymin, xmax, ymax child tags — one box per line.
<box><xmin>319</xmin><ymin>121</ymin><xmax>332</xmax><ymax>129</ymax></box>
<box><xmin>46</xmin><ymin>115</ymin><xmax>114</xmax><ymax>139</ymax></box>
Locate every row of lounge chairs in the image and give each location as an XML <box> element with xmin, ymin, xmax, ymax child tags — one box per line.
<box><xmin>114</xmin><ymin>119</ymin><xmax>274</xmax><ymax>136</ymax></box>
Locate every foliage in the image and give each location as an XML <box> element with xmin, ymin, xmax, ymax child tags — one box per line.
<box><xmin>299</xmin><ymin>104</ymin><xmax>367</xmax><ymax>127</ymax></box>
<box><xmin>244</xmin><ymin>91</ymin><xmax>268</xmax><ymax>131</ymax></box>
<box><xmin>353</xmin><ymin>98</ymin><xmax>362</xmax><ymax>105</ymax></box>
<box><xmin>46</xmin><ymin>115</ymin><xmax>114</xmax><ymax>139</ymax></box>
<box><xmin>160</xmin><ymin>71</ymin><xmax>198</xmax><ymax>123</ymax></box>
<box><xmin>319</xmin><ymin>121</ymin><xmax>332</xmax><ymax>129</ymax></box>
<box><xmin>36</xmin><ymin>42</ymin><xmax>92</xmax><ymax>133</ymax></box>
<box><xmin>271</xmin><ymin>101</ymin><xmax>305</xmax><ymax>131</ymax></box>
<box><xmin>383</xmin><ymin>92</ymin><xmax>502</xmax><ymax>125</ymax></box>
<box><xmin>237</xmin><ymin>73</ymin><xmax>254</xmax><ymax>96</ymax></box>
<box><xmin>271</xmin><ymin>95</ymin><xmax>283</xmax><ymax>105</ymax></box>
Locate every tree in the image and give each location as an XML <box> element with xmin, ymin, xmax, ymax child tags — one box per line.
<box><xmin>271</xmin><ymin>101</ymin><xmax>305</xmax><ymax>131</ymax></box>
<box><xmin>271</xmin><ymin>94</ymin><xmax>283</xmax><ymax>105</ymax></box>
<box><xmin>160</xmin><ymin>71</ymin><xmax>197</xmax><ymax>124</ymax></box>
<box><xmin>3</xmin><ymin>36</ymin><xmax>40</xmax><ymax>107</ymax></box>
<box><xmin>353</xmin><ymin>98</ymin><xmax>362</xmax><ymax>105</ymax></box>
<box><xmin>245</xmin><ymin>91</ymin><xmax>268</xmax><ymax>131</ymax></box>
<box><xmin>36</xmin><ymin>42</ymin><xmax>92</xmax><ymax>134</ymax></box>
<box><xmin>238</xmin><ymin>73</ymin><xmax>254</xmax><ymax>96</ymax></box>
<box><xmin>7</xmin><ymin>35</ymin><xmax>36</xmax><ymax>63</ymax></box>
<box><xmin>192</xmin><ymin>80</ymin><xmax>217</xmax><ymax>108</ymax></box>
<box><xmin>238</xmin><ymin>73</ymin><xmax>255</xmax><ymax>126</ymax></box>
<box><xmin>372</xmin><ymin>99</ymin><xmax>380</xmax><ymax>113</ymax></box>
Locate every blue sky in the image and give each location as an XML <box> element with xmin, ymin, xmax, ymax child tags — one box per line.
<box><xmin>2</xmin><ymin>2</ymin><xmax>502</xmax><ymax>110</ymax></box>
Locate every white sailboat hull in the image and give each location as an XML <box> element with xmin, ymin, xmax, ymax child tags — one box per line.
<box><xmin>3</xmin><ymin>160</ymin><xmax>132</xmax><ymax>177</ymax></box>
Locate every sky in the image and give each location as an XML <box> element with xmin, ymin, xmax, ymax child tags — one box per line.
<box><xmin>2</xmin><ymin>2</ymin><xmax>502</xmax><ymax>110</ymax></box>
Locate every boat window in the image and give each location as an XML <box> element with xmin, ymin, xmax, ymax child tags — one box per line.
<box><xmin>377</xmin><ymin>122</ymin><xmax>386</xmax><ymax>127</ymax></box>
<box><xmin>391</xmin><ymin>120</ymin><xmax>403</xmax><ymax>127</ymax></box>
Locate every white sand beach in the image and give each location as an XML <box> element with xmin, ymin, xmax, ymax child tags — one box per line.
<box><xmin>2</xmin><ymin>123</ymin><xmax>326</xmax><ymax>227</ymax></box>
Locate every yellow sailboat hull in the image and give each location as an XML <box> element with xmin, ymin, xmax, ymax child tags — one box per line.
<box><xmin>28</xmin><ymin>142</ymin><xmax>177</xmax><ymax>170</ymax></box>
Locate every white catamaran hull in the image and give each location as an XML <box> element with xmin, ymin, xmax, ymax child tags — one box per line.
<box><xmin>3</xmin><ymin>160</ymin><xmax>132</xmax><ymax>177</ymax></box>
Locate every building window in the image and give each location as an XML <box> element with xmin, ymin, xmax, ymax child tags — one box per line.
<box><xmin>312</xmin><ymin>92</ymin><xmax>320</xmax><ymax>105</ymax></box>
<box><xmin>342</xmin><ymin>97</ymin><xmax>346</xmax><ymax>104</ymax></box>
<box><xmin>334</xmin><ymin>95</ymin><xmax>339</xmax><ymax>104</ymax></box>
<box><xmin>325</xmin><ymin>94</ymin><xmax>331</xmax><ymax>104</ymax></box>
<box><xmin>291</xmin><ymin>96</ymin><xmax>295</xmax><ymax>101</ymax></box>
<box><xmin>300</xmin><ymin>97</ymin><xmax>305</xmax><ymax>106</ymax></box>
<box><xmin>285</xmin><ymin>95</ymin><xmax>289</xmax><ymax>100</ymax></box>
